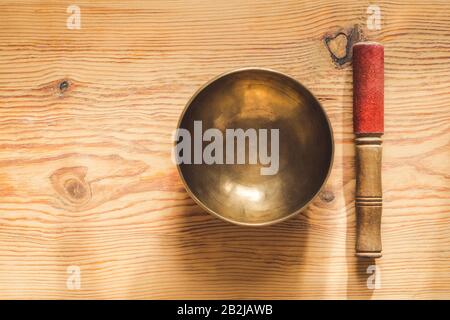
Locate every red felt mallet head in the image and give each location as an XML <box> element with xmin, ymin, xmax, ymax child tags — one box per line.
<box><xmin>353</xmin><ymin>42</ymin><xmax>384</xmax><ymax>134</ymax></box>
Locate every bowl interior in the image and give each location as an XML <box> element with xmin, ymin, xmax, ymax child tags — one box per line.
<box><xmin>178</xmin><ymin>69</ymin><xmax>333</xmax><ymax>225</ymax></box>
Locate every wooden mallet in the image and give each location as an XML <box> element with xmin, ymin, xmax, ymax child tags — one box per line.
<box><xmin>352</xmin><ymin>42</ymin><xmax>384</xmax><ymax>258</ymax></box>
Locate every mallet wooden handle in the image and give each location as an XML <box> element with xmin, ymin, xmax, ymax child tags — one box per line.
<box><xmin>353</xmin><ymin>42</ymin><xmax>384</xmax><ymax>258</ymax></box>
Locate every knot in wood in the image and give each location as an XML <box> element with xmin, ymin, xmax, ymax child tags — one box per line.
<box><xmin>319</xmin><ymin>190</ymin><xmax>335</xmax><ymax>203</ymax></box>
<box><xmin>50</xmin><ymin>166</ymin><xmax>91</xmax><ymax>206</ymax></box>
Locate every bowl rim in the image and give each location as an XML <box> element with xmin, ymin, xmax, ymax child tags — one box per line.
<box><xmin>175</xmin><ymin>67</ymin><xmax>335</xmax><ymax>226</ymax></box>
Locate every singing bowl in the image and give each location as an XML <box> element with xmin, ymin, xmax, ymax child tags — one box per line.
<box><xmin>176</xmin><ymin>68</ymin><xmax>334</xmax><ymax>226</ymax></box>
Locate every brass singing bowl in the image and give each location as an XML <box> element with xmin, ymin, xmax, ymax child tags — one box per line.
<box><xmin>177</xmin><ymin>68</ymin><xmax>333</xmax><ymax>226</ymax></box>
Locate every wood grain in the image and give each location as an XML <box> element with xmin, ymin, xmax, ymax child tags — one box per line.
<box><xmin>0</xmin><ymin>0</ymin><xmax>449</xmax><ymax>299</ymax></box>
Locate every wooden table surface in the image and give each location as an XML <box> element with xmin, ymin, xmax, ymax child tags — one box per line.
<box><xmin>0</xmin><ymin>0</ymin><xmax>449</xmax><ymax>299</ymax></box>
